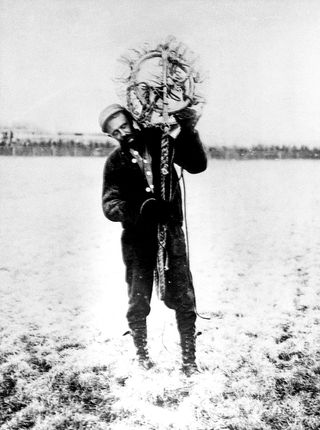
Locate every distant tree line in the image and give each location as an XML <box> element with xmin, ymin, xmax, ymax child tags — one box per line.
<box><xmin>0</xmin><ymin>137</ymin><xmax>115</xmax><ymax>157</ymax></box>
<box><xmin>1</xmin><ymin>135</ymin><xmax>320</xmax><ymax>159</ymax></box>
<box><xmin>207</xmin><ymin>144</ymin><xmax>320</xmax><ymax>160</ymax></box>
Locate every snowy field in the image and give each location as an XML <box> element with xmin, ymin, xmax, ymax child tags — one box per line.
<box><xmin>0</xmin><ymin>157</ymin><xmax>319</xmax><ymax>429</ymax></box>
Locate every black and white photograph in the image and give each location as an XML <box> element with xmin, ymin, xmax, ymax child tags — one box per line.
<box><xmin>0</xmin><ymin>0</ymin><xmax>319</xmax><ymax>428</ymax></box>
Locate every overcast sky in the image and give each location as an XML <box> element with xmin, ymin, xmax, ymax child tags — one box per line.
<box><xmin>1</xmin><ymin>0</ymin><xmax>320</xmax><ymax>145</ymax></box>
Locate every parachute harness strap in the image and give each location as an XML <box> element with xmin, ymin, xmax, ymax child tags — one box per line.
<box><xmin>155</xmin><ymin>44</ymin><xmax>171</xmax><ymax>300</ymax></box>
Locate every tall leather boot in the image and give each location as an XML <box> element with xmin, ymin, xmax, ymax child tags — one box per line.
<box><xmin>180</xmin><ymin>330</ymin><xmax>199</xmax><ymax>376</ymax></box>
<box><xmin>131</xmin><ymin>324</ymin><xmax>154</xmax><ymax>370</ymax></box>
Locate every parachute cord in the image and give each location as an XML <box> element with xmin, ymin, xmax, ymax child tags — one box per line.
<box><xmin>181</xmin><ymin>170</ymin><xmax>190</xmax><ymax>261</ymax></box>
<box><xmin>161</xmin><ymin>321</ymin><xmax>170</xmax><ymax>352</ymax></box>
<box><xmin>181</xmin><ymin>169</ymin><xmax>211</xmax><ymax>321</ymax></box>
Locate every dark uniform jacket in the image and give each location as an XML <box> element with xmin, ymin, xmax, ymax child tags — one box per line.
<box><xmin>102</xmin><ymin>126</ymin><xmax>207</xmax><ymax>231</ymax></box>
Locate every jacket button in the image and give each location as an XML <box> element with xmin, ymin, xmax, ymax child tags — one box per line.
<box><xmin>146</xmin><ymin>187</ymin><xmax>151</xmax><ymax>192</ymax></box>
<box><xmin>131</xmin><ymin>158</ymin><xmax>137</xmax><ymax>163</ymax></box>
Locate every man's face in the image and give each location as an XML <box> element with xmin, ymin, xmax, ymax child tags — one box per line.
<box><xmin>106</xmin><ymin>112</ymin><xmax>134</xmax><ymax>145</ymax></box>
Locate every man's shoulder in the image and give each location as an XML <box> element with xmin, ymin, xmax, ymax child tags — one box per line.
<box><xmin>106</xmin><ymin>145</ymin><xmax>124</xmax><ymax>162</ymax></box>
<box><xmin>108</xmin><ymin>145</ymin><xmax>122</xmax><ymax>158</ymax></box>
<box><xmin>103</xmin><ymin>146</ymin><xmax>125</xmax><ymax>171</ymax></box>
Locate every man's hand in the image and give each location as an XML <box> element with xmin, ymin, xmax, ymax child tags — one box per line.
<box><xmin>174</xmin><ymin>108</ymin><xmax>199</xmax><ymax>131</ymax></box>
<box><xmin>140</xmin><ymin>198</ymin><xmax>173</xmax><ymax>224</ymax></box>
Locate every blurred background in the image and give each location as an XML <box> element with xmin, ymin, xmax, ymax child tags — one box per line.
<box><xmin>1</xmin><ymin>0</ymin><xmax>320</xmax><ymax>154</ymax></box>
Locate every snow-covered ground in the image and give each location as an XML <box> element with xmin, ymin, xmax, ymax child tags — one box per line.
<box><xmin>1</xmin><ymin>157</ymin><xmax>319</xmax><ymax>429</ymax></box>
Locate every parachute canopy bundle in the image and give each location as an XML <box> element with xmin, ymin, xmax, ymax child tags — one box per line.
<box><xmin>115</xmin><ymin>36</ymin><xmax>207</xmax><ymax>128</ymax></box>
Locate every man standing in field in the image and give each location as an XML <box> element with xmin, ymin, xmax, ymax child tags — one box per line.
<box><xmin>100</xmin><ymin>104</ymin><xmax>207</xmax><ymax>376</ymax></box>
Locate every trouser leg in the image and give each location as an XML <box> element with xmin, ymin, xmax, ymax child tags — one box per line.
<box><xmin>126</xmin><ymin>265</ymin><xmax>155</xmax><ymax>368</ymax></box>
<box><xmin>121</xmin><ymin>229</ymin><xmax>157</xmax><ymax>367</ymax></box>
<box><xmin>126</xmin><ymin>259</ymin><xmax>154</xmax><ymax>331</ymax></box>
<box><xmin>163</xmin><ymin>225</ymin><xmax>198</xmax><ymax>375</ymax></box>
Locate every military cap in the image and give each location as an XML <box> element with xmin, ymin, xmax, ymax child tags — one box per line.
<box><xmin>99</xmin><ymin>104</ymin><xmax>127</xmax><ymax>133</ymax></box>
